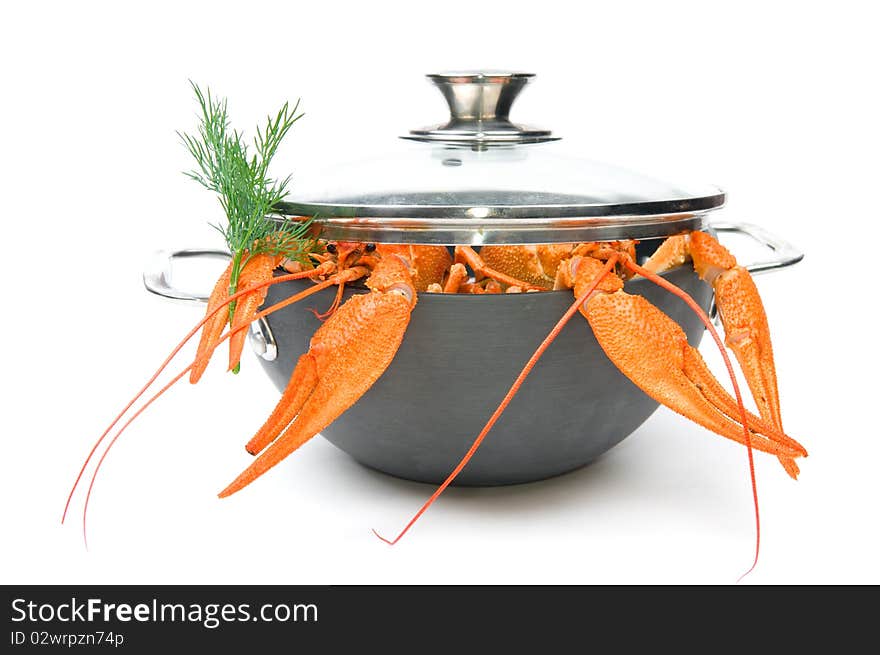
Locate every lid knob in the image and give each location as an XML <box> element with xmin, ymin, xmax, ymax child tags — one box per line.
<box><xmin>403</xmin><ymin>71</ymin><xmax>558</xmax><ymax>148</ymax></box>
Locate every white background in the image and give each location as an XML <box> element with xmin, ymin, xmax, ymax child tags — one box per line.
<box><xmin>2</xmin><ymin>1</ymin><xmax>877</xmax><ymax>585</ymax></box>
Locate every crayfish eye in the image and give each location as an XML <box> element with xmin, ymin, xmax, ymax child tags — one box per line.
<box><xmin>325</xmin><ymin>243</ymin><xmax>338</xmax><ymax>254</ymax></box>
<box><xmin>365</xmin><ymin>243</ymin><xmax>376</xmax><ymax>253</ymax></box>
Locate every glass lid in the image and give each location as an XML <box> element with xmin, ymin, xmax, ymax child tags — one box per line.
<box><xmin>278</xmin><ymin>72</ymin><xmax>725</xmax><ymax>245</ymax></box>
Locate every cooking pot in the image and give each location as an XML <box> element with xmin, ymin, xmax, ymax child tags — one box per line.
<box><xmin>144</xmin><ymin>72</ymin><xmax>803</xmax><ymax>485</ymax></box>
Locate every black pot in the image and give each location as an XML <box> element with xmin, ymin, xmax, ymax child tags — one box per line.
<box><xmin>256</xmin><ymin>258</ymin><xmax>712</xmax><ymax>485</ymax></box>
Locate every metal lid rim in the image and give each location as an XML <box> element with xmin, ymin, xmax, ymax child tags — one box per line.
<box><xmin>276</xmin><ymin>191</ymin><xmax>726</xmax><ymax>220</ymax></box>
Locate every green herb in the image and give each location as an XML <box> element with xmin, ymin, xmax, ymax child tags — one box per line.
<box><xmin>178</xmin><ymin>81</ymin><xmax>321</xmax><ymax>372</ymax></box>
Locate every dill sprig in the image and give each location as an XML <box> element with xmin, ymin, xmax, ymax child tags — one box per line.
<box><xmin>178</xmin><ymin>82</ymin><xmax>321</xmax><ymax>371</ymax></box>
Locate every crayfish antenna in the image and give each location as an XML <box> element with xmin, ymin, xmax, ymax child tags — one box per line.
<box><xmin>372</xmin><ymin>255</ymin><xmax>620</xmax><ymax>546</ymax></box>
<box><xmin>81</xmin><ymin>364</ymin><xmax>193</xmax><ymax>547</ymax></box>
<box><xmin>62</xmin><ymin>268</ymin><xmax>334</xmax><ymax>529</ymax></box>
<box><xmin>75</xmin><ymin>273</ymin><xmax>355</xmax><ymax>545</ymax></box>
<box><xmin>622</xmin><ymin>257</ymin><xmax>762</xmax><ymax>581</ymax></box>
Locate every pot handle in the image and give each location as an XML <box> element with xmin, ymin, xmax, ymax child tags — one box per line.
<box><xmin>709</xmin><ymin>221</ymin><xmax>804</xmax><ymax>274</ymax></box>
<box><xmin>142</xmin><ymin>248</ymin><xmax>278</xmax><ymax>362</ymax></box>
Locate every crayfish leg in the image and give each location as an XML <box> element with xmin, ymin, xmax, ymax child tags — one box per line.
<box><xmin>688</xmin><ymin>231</ymin><xmax>792</xmax><ymax>476</ymax></box>
<box><xmin>584</xmin><ymin>290</ymin><xmax>802</xmax><ymax>462</ymax></box>
<box><xmin>454</xmin><ymin>246</ymin><xmax>548</xmax><ymax>291</ymax></box>
<box><xmin>711</xmin><ymin>266</ymin><xmax>782</xmax><ymax>428</ymax></box>
<box><xmin>245</xmin><ymin>353</ymin><xmax>318</xmax><ymax>456</ymax></box>
<box><xmin>680</xmin><ymin>346</ymin><xmax>806</xmax><ymax>458</ymax></box>
<box><xmin>220</xmin><ymin>271</ymin><xmax>415</xmax><ymax>498</ymax></box>
<box><xmin>190</xmin><ymin>262</ymin><xmax>233</xmax><ymax>383</ymax></box>
<box><xmin>442</xmin><ymin>263</ymin><xmax>468</xmax><ymax>293</ymax></box>
<box><xmin>228</xmin><ymin>254</ymin><xmax>280</xmax><ymax>372</ymax></box>
<box><xmin>641</xmin><ymin>234</ymin><xmax>692</xmax><ymax>274</ymax></box>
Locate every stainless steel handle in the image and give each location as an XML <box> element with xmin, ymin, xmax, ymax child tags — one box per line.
<box><xmin>710</xmin><ymin>221</ymin><xmax>804</xmax><ymax>274</ymax></box>
<box><xmin>142</xmin><ymin>248</ymin><xmax>278</xmax><ymax>361</ymax></box>
<box><xmin>143</xmin><ymin>248</ymin><xmax>231</xmax><ymax>304</ymax></box>
<box><xmin>708</xmin><ymin>221</ymin><xmax>803</xmax><ymax>322</ymax></box>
